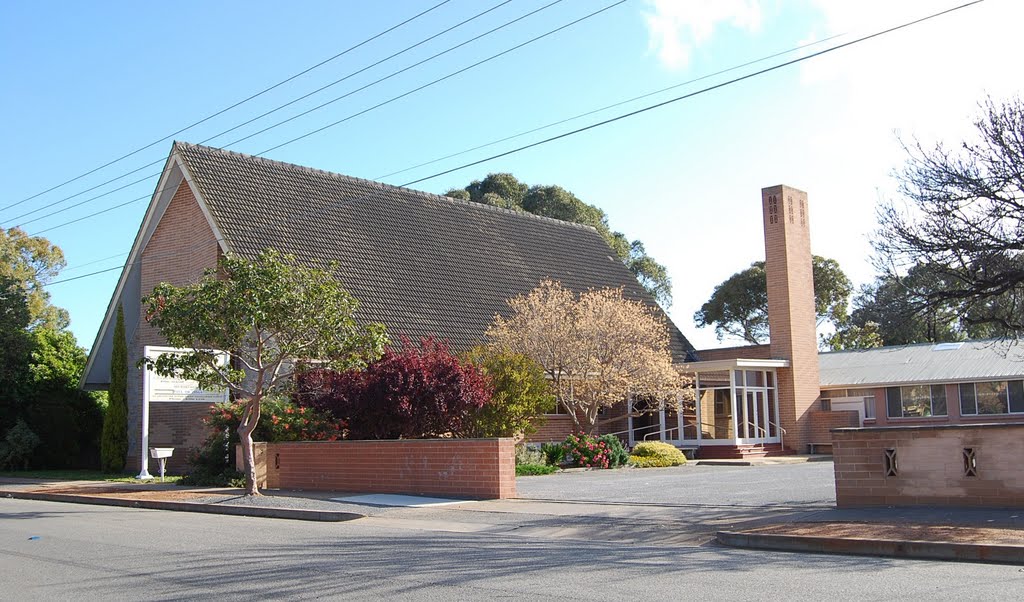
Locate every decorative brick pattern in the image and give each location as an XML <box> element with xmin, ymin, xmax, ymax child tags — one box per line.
<box><xmin>832</xmin><ymin>423</ymin><xmax>1024</xmax><ymax>508</ymax></box>
<box><xmin>762</xmin><ymin>185</ymin><xmax>820</xmax><ymax>453</ymax></box>
<box><xmin>125</xmin><ymin>179</ymin><xmax>221</xmax><ymax>472</ymax></box>
<box><xmin>243</xmin><ymin>438</ymin><xmax>517</xmax><ymax>499</ymax></box>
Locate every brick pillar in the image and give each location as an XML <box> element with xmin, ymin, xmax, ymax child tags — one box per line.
<box><xmin>762</xmin><ymin>185</ymin><xmax>819</xmax><ymax>453</ymax></box>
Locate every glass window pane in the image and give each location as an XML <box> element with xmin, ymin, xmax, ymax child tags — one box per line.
<box><xmin>766</xmin><ymin>371</ymin><xmax>774</xmax><ymax>388</ymax></box>
<box><xmin>733</xmin><ymin>370</ymin><xmax>744</xmax><ymax>386</ymax></box>
<box><xmin>886</xmin><ymin>387</ymin><xmax>902</xmax><ymax>418</ymax></box>
<box><xmin>959</xmin><ymin>383</ymin><xmax>977</xmax><ymax>415</ymax></box>
<box><xmin>976</xmin><ymin>381</ymin><xmax>1008</xmax><ymax>415</ymax></box>
<box><xmin>745</xmin><ymin>371</ymin><xmax>764</xmax><ymax>387</ymax></box>
<box><xmin>864</xmin><ymin>396</ymin><xmax>876</xmax><ymax>419</ymax></box>
<box><xmin>1009</xmin><ymin>381</ymin><xmax>1024</xmax><ymax>414</ymax></box>
<box><xmin>930</xmin><ymin>385</ymin><xmax>947</xmax><ymax>416</ymax></box>
<box><xmin>901</xmin><ymin>385</ymin><xmax>931</xmax><ymax>417</ymax></box>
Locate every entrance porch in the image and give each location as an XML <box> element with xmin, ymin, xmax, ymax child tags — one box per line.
<box><xmin>628</xmin><ymin>359</ymin><xmax>792</xmax><ymax>458</ymax></box>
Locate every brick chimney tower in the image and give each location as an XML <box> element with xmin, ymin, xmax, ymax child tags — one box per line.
<box><xmin>762</xmin><ymin>185</ymin><xmax>819</xmax><ymax>453</ymax></box>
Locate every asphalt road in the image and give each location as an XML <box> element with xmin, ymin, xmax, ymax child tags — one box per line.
<box><xmin>3</xmin><ymin>498</ymin><xmax>1022</xmax><ymax>601</ymax></box>
<box><xmin>516</xmin><ymin>462</ymin><xmax>837</xmax><ymax>507</ymax></box>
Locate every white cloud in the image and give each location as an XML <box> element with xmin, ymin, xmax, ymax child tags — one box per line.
<box><xmin>644</xmin><ymin>0</ymin><xmax>762</xmax><ymax>69</ymax></box>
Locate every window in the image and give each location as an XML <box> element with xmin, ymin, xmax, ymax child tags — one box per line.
<box><xmin>959</xmin><ymin>380</ymin><xmax>1024</xmax><ymax>415</ymax></box>
<box><xmin>885</xmin><ymin>385</ymin><xmax>947</xmax><ymax>418</ymax></box>
<box><xmin>848</xmin><ymin>388</ymin><xmax>876</xmax><ymax>419</ymax></box>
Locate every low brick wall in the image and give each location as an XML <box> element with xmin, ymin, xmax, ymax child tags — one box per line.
<box><xmin>241</xmin><ymin>438</ymin><xmax>516</xmax><ymax>499</ymax></box>
<box><xmin>832</xmin><ymin>423</ymin><xmax>1024</xmax><ymax>508</ymax></box>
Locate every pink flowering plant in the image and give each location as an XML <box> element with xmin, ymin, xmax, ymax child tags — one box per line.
<box><xmin>561</xmin><ymin>432</ymin><xmax>612</xmax><ymax>469</ymax></box>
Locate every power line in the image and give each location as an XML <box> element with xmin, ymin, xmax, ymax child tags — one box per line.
<box><xmin>32</xmin><ymin>1</ymin><xmax>982</xmax><ymax>243</ymax></box>
<box><xmin>8</xmin><ymin>0</ymin><xmax>524</xmax><ymax>224</ymax></box>
<box><xmin>399</xmin><ymin>0</ymin><xmax>985</xmax><ymax>187</ymax></box>
<box><xmin>46</xmin><ymin>239</ymin><xmax>226</xmax><ymax>286</ymax></box>
<box><xmin>0</xmin><ymin>0</ymin><xmax>454</xmax><ymax>213</ymax></box>
<box><xmin>25</xmin><ymin>0</ymin><xmax>625</xmax><ymax>234</ymax></box>
<box><xmin>60</xmin><ymin>251</ymin><xmax>129</xmax><ymax>273</ymax></box>
<box><xmin>225</xmin><ymin>0</ymin><xmax>570</xmax><ymax>151</ymax></box>
<box><xmin>12</xmin><ymin>0</ymin><xmax>568</xmax><ymax>228</ymax></box>
<box><xmin>375</xmin><ymin>32</ymin><xmax>845</xmax><ymax>181</ymax></box>
<box><xmin>257</xmin><ymin>0</ymin><xmax>627</xmax><ymax>156</ymax></box>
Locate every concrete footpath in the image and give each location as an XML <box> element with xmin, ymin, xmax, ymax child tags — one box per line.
<box><xmin>2</xmin><ymin>476</ymin><xmax>1022</xmax><ymax>565</ymax></box>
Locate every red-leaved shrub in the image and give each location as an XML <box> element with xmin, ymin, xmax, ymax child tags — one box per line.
<box><xmin>296</xmin><ymin>337</ymin><xmax>492</xmax><ymax>439</ymax></box>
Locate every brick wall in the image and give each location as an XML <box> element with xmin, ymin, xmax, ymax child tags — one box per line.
<box><xmin>762</xmin><ymin>185</ymin><xmax>820</xmax><ymax>453</ymax></box>
<box><xmin>126</xmin><ymin>178</ymin><xmax>221</xmax><ymax>472</ymax></box>
<box><xmin>832</xmin><ymin>423</ymin><xmax>1024</xmax><ymax>508</ymax></box>
<box><xmin>527</xmin><ymin>415</ymin><xmax>576</xmax><ymax>443</ymax></box>
<box><xmin>244</xmin><ymin>438</ymin><xmax>516</xmax><ymax>499</ymax></box>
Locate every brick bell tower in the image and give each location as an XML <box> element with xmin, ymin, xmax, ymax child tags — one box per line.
<box><xmin>762</xmin><ymin>185</ymin><xmax>819</xmax><ymax>453</ymax></box>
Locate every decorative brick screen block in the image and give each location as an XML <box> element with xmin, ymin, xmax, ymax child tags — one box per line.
<box><xmin>241</xmin><ymin>438</ymin><xmax>516</xmax><ymax>499</ymax></box>
<box><xmin>832</xmin><ymin>423</ymin><xmax>1024</xmax><ymax>508</ymax></box>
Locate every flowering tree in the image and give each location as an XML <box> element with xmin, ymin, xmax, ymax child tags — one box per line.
<box><xmin>297</xmin><ymin>337</ymin><xmax>492</xmax><ymax>439</ymax></box>
<box><xmin>487</xmin><ymin>280</ymin><xmax>687</xmax><ymax>433</ymax></box>
<box><xmin>142</xmin><ymin>249</ymin><xmax>387</xmax><ymax>495</ymax></box>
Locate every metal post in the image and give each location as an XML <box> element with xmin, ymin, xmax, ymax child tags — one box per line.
<box><xmin>137</xmin><ymin>353</ymin><xmax>153</xmax><ymax>480</ymax></box>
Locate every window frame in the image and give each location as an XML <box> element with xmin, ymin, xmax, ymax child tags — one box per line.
<box><xmin>885</xmin><ymin>384</ymin><xmax>948</xmax><ymax>418</ymax></box>
<box><xmin>958</xmin><ymin>380</ymin><xmax>1024</xmax><ymax>416</ymax></box>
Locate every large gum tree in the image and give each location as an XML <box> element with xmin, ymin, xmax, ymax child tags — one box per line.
<box><xmin>142</xmin><ymin>249</ymin><xmax>387</xmax><ymax>495</ymax></box>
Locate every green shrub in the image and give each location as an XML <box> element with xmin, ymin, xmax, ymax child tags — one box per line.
<box><xmin>629</xmin><ymin>441</ymin><xmax>686</xmax><ymax>468</ymax></box>
<box><xmin>597</xmin><ymin>434</ymin><xmax>629</xmax><ymax>467</ymax></box>
<box><xmin>516</xmin><ymin>463</ymin><xmax>557</xmax><ymax>476</ymax></box>
<box><xmin>463</xmin><ymin>347</ymin><xmax>556</xmax><ymax>438</ymax></box>
<box><xmin>0</xmin><ymin>419</ymin><xmax>41</xmax><ymax>470</ymax></box>
<box><xmin>515</xmin><ymin>444</ymin><xmax>545</xmax><ymax>466</ymax></box>
<box><xmin>540</xmin><ymin>442</ymin><xmax>565</xmax><ymax>466</ymax></box>
<box><xmin>101</xmin><ymin>305</ymin><xmax>128</xmax><ymax>472</ymax></box>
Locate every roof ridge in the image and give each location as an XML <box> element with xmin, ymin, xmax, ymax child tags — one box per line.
<box><xmin>818</xmin><ymin>337</ymin><xmax>1019</xmax><ymax>355</ymax></box>
<box><xmin>173</xmin><ymin>141</ymin><xmax>600</xmax><ymax>233</ymax></box>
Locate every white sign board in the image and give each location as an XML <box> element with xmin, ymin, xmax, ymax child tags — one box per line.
<box><xmin>143</xmin><ymin>345</ymin><xmax>230</xmax><ymax>404</ymax></box>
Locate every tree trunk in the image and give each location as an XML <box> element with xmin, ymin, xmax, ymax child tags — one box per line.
<box><xmin>237</xmin><ymin>396</ymin><xmax>262</xmax><ymax>496</ymax></box>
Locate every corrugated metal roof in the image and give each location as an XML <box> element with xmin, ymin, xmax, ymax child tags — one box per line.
<box><xmin>819</xmin><ymin>340</ymin><xmax>1024</xmax><ymax>387</ymax></box>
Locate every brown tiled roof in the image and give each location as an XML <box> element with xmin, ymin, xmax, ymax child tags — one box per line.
<box><xmin>175</xmin><ymin>142</ymin><xmax>694</xmax><ymax>360</ymax></box>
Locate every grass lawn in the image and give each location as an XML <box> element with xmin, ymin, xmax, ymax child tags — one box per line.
<box><xmin>0</xmin><ymin>469</ymin><xmax>182</xmax><ymax>484</ymax></box>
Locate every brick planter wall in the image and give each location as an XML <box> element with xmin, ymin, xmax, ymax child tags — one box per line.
<box><xmin>832</xmin><ymin>423</ymin><xmax>1024</xmax><ymax>508</ymax></box>
<box><xmin>242</xmin><ymin>438</ymin><xmax>516</xmax><ymax>499</ymax></box>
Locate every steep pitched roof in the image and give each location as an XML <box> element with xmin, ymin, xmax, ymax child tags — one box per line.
<box><xmin>168</xmin><ymin>142</ymin><xmax>693</xmax><ymax>359</ymax></box>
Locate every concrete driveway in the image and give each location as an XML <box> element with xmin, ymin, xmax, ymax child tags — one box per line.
<box><xmin>516</xmin><ymin>461</ymin><xmax>836</xmax><ymax>508</ymax></box>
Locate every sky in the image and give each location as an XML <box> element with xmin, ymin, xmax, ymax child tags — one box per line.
<box><xmin>2</xmin><ymin>0</ymin><xmax>1022</xmax><ymax>353</ymax></box>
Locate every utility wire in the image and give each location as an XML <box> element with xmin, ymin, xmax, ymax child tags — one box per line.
<box><xmin>46</xmin><ymin>238</ymin><xmax>226</xmax><ymax>286</ymax></box>
<box><xmin>0</xmin><ymin>0</ymin><xmax>454</xmax><ymax>213</ymax></box>
<box><xmin>376</xmin><ymin>32</ymin><xmax>845</xmax><ymax>181</ymax></box>
<box><xmin>399</xmin><ymin>0</ymin><xmax>985</xmax><ymax>187</ymax></box>
<box><xmin>257</xmin><ymin>0</ymin><xmax>626</xmax><ymax>155</ymax></box>
<box><xmin>33</xmin><ymin>1</ymin><xmax>981</xmax><ymax>242</ymax></box>
<box><xmin>7</xmin><ymin>0</ymin><xmax>525</xmax><ymax>224</ymax></box>
<box><xmin>25</xmin><ymin>0</ymin><xmax>624</xmax><ymax>233</ymax></box>
<box><xmin>229</xmin><ymin>0</ymin><xmax>570</xmax><ymax>151</ymax></box>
